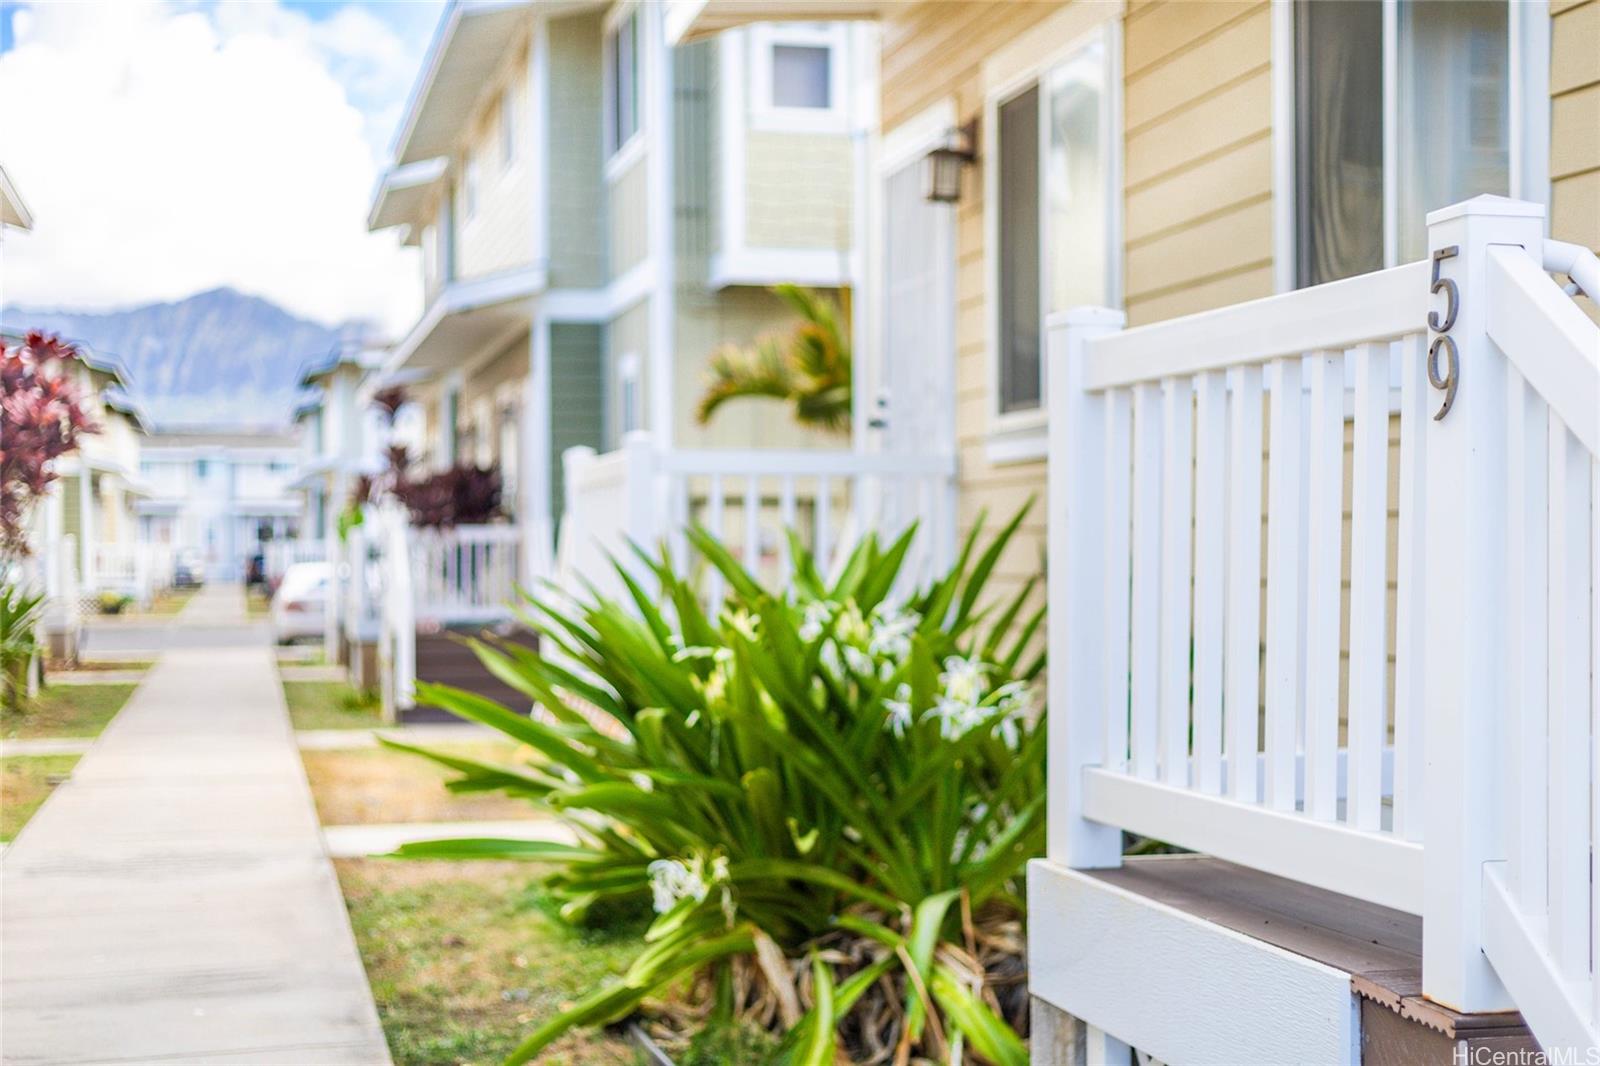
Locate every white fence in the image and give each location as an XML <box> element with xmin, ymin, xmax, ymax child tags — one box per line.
<box><xmin>265</xmin><ymin>538</ymin><xmax>327</xmax><ymax>585</ymax></box>
<box><xmin>85</xmin><ymin>542</ymin><xmax>174</xmax><ymax>605</ymax></box>
<box><xmin>558</xmin><ymin>434</ymin><xmax>958</xmax><ymax>609</ymax></box>
<box><xmin>1047</xmin><ymin>196</ymin><xmax>1600</xmax><ymax>1050</ymax></box>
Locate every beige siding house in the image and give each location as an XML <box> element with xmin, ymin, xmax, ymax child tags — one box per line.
<box><xmin>678</xmin><ymin>0</ymin><xmax>1599</xmax><ymax>612</ymax></box>
<box><xmin>366</xmin><ymin>0</ymin><xmax>868</xmax><ymax>571</ymax></box>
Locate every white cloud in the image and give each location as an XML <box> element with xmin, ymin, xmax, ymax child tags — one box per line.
<box><xmin>0</xmin><ymin>0</ymin><xmax>424</xmax><ymax>337</ymax></box>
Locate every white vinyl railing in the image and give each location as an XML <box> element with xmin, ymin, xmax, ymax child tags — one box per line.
<box><xmin>557</xmin><ymin>433</ymin><xmax>958</xmax><ymax>609</ymax></box>
<box><xmin>408</xmin><ymin>524</ymin><xmax>522</xmax><ymax>625</ymax></box>
<box><xmin>265</xmin><ymin>538</ymin><xmax>327</xmax><ymax>585</ymax></box>
<box><xmin>1048</xmin><ymin>196</ymin><xmax>1600</xmax><ymax>1050</ymax></box>
<box><xmin>86</xmin><ymin>542</ymin><xmax>174</xmax><ymax>605</ymax></box>
<box><xmin>376</xmin><ymin>508</ymin><xmax>415</xmax><ymax>717</ymax></box>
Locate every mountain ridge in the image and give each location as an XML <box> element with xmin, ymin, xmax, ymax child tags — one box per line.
<box><xmin>2</xmin><ymin>287</ymin><xmax>349</xmax><ymax>430</ymax></box>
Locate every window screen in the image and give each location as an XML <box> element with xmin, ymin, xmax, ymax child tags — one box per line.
<box><xmin>998</xmin><ymin>85</ymin><xmax>1041</xmax><ymax>414</ymax></box>
<box><xmin>772</xmin><ymin>44</ymin><xmax>831</xmax><ymax>109</ymax></box>
<box><xmin>608</xmin><ymin>13</ymin><xmax>639</xmax><ymax>152</ymax></box>
<box><xmin>1294</xmin><ymin>0</ymin><xmax>1383</xmax><ymax>288</ymax></box>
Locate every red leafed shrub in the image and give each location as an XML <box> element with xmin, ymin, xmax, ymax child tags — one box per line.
<box><xmin>1</xmin><ymin>333</ymin><xmax>101</xmax><ymax>558</ymax></box>
<box><xmin>393</xmin><ymin>464</ymin><xmax>502</xmax><ymax>528</ymax></box>
<box><xmin>372</xmin><ymin>384</ymin><xmax>409</xmax><ymax>424</ymax></box>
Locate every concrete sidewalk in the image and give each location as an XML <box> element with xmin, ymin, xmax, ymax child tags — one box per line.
<box><xmin>1</xmin><ymin>585</ymin><xmax>391</xmax><ymax>1064</ymax></box>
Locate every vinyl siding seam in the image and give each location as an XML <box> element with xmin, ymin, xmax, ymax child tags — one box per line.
<box><xmin>1126</xmin><ymin>188</ymin><xmax>1272</xmax><ymax>251</ymax></box>
<box><xmin>1124</xmin><ymin>60</ymin><xmax>1270</xmax><ymax>140</ymax></box>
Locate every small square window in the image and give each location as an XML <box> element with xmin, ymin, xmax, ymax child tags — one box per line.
<box><xmin>771</xmin><ymin>44</ymin><xmax>830</xmax><ymax>109</ymax></box>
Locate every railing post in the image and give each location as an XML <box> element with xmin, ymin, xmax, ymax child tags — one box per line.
<box><xmin>621</xmin><ymin>431</ymin><xmax>661</xmax><ymax>557</ymax></box>
<box><xmin>1421</xmin><ymin>195</ymin><xmax>1545</xmax><ymax>1012</ymax></box>
<box><xmin>1047</xmin><ymin>306</ymin><xmax>1126</xmax><ymax>869</ymax></box>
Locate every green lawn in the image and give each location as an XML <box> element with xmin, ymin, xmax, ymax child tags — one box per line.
<box><xmin>1</xmin><ymin>683</ymin><xmax>137</xmax><ymax>739</ymax></box>
<box><xmin>283</xmin><ymin>680</ymin><xmax>382</xmax><ymax>731</ymax></box>
<box><xmin>141</xmin><ymin>588</ymin><xmax>196</xmax><ymax>616</ymax></box>
<box><xmin>336</xmin><ymin>859</ymin><xmax>646</xmax><ymax>1066</ymax></box>
<box><xmin>1</xmin><ymin>755</ymin><xmax>80</xmax><ymax>840</ymax></box>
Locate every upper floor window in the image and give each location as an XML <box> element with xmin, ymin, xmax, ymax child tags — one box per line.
<box><xmin>499</xmin><ymin>88</ymin><xmax>517</xmax><ymax>169</ymax></box>
<box><xmin>461</xmin><ymin>154</ymin><xmax>481</xmax><ymax>221</ymax></box>
<box><xmin>772</xmin><ymin>44</ymin><xmax>830</xmax><ymax>109</ymax></box>
<box><xmin>617</xmin><ymin>352</ymin><xmax>641</xmax><ymax>439</ymax></box>
<box><xmin>1293</xmin><ymin>0</ymin><xmax>1510</xmax><ymax>287</ymax></box>
<box><xmin>751</xmin><ymin>24</ymin><xmax>847</xmax><ymax>132</ymax></box>
<box><xmin>606</xmin><ymin>9</ymin><xmax>639</xmax><ymax>158</ymax></box>
<box><xmin>990</xmin><ymin>25</ymin><xmax>1117</xmax><ymax>419</ymax></box>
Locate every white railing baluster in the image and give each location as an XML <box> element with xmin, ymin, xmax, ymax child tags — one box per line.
<box><xmin>1392</xmin><ymin>333</ymin><xmax>1429</xmax><ymax>841</ymax></box>
<box><xmin>815</xmin><ymin>475</ymin><xmax>832</xmax><ymax>580</ymax></box>
<box><xmin>1159</xmin><ymin>376</ymin><xmax>1194</xmax><ymax>786</ymax></box>
<box><xmin>1347</xmin><ymin>341</ymin><xmax>1390</xmax><ymax>832</ymax></box>
<box><xmin>707</xmin><ymin>475</ymin><xmax>726</xmax><ymax>611</ymax></box>
<box><xmin>743</xmin><ymin>474</ymin><xmax>760</xmax><ymax>573</ymax></box>
<box><xmin>1103</xmin><ymin>389</ymin><xmax>1133</xmax><ymax>775</ymax></box>
<box><xmin>1302</xmin><ymin>350</ymin><xmax>1344</xmax><ymax>821</ymax></box>
<box><xmin>1547</xmin><ymin>416</ymin><xmax>1590</xmax><ymax>981</ymax></box>
<box><xmin>779</xmin><ymin>474</ymin><xmax>796</xmax><ymax>585</ymax></box>
<box><xmin>1263</xmin><ymin>356</ymin><xmax>1304</xmax><ymax>811</ymax></box>
<box><xmin>1130</xmin><ymin>382</ymin><xmax>1163</xmax><ymax>781</ymax></box>
<box><xmin>1506</xmin><ymin>367</ymin><xmax>1549</xmax><ymax>906</ymax></box>
<box><xmin>1225</xmin><ymin>364</ymin><xmax>1264</xmax><ymax>804</ymax></box>
<box><xmin>1191</xmin><ymin>370</ymin><xmax>1226</xmax><ymax>795</ymax></box>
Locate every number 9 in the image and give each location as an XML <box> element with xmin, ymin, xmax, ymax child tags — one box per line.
<box><xmin>1428</xmin><ymin>335</ymin><xmax>1458</xmax><ymax>421</ymax></box>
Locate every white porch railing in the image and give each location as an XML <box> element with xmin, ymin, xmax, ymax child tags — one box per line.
<box><xmin>408</xmin><ymin>524</ymin><xmax>523</xmax><ymax>625</ymax></box>
<box><xmin>558</xmin><ymin>433</ymin><xmax>958</xmax><ymax>609</ymax></box>
<box><xmin>86</xmin><ymin>542</ymin><xmax>174</xmax><ymax>605</ymax></box>
<box><xmin>1046</xmin><ymin>196</ymin><xmax>1600</xmax><ymax>1052</ymax></box>
<box><xmin>265</xmin><ymin>538</ymin><xmax>327</xmax><ymax>585</ymax></box>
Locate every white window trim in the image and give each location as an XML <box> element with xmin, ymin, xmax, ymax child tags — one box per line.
<box><xmin>749</xmin><ymin>22</ymin><xmax>850</xmax><ymax>134</ymax></box>
<box><xmin>1270</xmin><ymin>0</ymin><xmax>1551</xmax><ymax>292</ymax></box>
<box><xmin>982</xmin><ymin>17</ymin><xmax>1123</xmax><ymax>459</ymax></box>
<box><xmin>617</xmin><ymin>351</ymin><xmax>642</xmax><ymax>437</ymax></box>
<box><xmin>461</xmin><ymin>153</ymin><xmax>481</xmax><ymax>224</ymax></box>
<box><xmin>603</xmin><ymin>3</ymin><xmax>643</xmax><ymax>169</ymax></box>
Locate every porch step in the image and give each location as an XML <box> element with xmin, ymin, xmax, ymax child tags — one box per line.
<box><xmin>402</xmin><ymin>624</ymin><xmax>537</xmax><ymax>726</ymax></box>
<box><xmin>1029</xmin><ymin>855</ymin><xmax>1540</xmax><ymax>1063</ymax></box>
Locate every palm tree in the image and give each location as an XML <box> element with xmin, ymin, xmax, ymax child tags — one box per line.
<box><xmin>695</xmin><ymin>284</ymin><xmax>851</xmax><ymax>433</ymax></box>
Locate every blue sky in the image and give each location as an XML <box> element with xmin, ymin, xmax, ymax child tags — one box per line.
<box><xmin>0</xmin><ymin>0</ymin><xmax>449</xmax><ymax>333</ymax></box>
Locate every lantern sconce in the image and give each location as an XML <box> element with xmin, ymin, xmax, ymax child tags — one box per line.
<box><xmin>924</xmin><ymin>118</ymin><xmax>979</xmax><ymax>204</ymax></box>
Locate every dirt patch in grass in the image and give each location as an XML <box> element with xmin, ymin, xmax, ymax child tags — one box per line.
<box><xmin>284</xmin><ymin>680</ymin><xmax>382</xmax><ymax>731</ymax></box>
<box><xmin>303</xmin><ymin>743</ymin><xmax>542</xmax><ymax>825</ymax></box>
<box><xmin>1</xmin><ymin>755</ymin><xmax>80</xmax><ymax>840</ymax></box>
<box><xmin>140</xmin><ymin>589</ymin><xmax>196</xmax><ymax>617</ymax></box>
<box><xmin>336</xmin><ymin>858</ymin><xmax>645</xmax><ymax>1066</ymax></box>
<box><xmin>1</xmin><ymin>683</ymin><xmax>136</xmax><ymax>740</ymax></box>
<box><xmin>46</xmin><ymin>659</ymin><xmax>154</xmax><ymax>673</ymax></box>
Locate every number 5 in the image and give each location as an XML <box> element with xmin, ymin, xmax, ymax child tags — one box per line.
<box><xmin>1428</xmin><ymin>245</ymin><xmax>1460</xmax><ymax>419</ymax></box>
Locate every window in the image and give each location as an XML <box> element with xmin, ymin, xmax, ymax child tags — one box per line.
<box><xmin>498</xmin><ymin>407</ymin><xmax>519</xmax><ymax>516</ymax></box>
<box><xmin>195</xmin><ymin>459</ymin><xmax>210</xmax><ymax>479</ymax></box>
<box><xmin>1293</xmin><ymin>0</ymin><xmax>1509</xmax><ymax>287</ymax></box>
<box><xmin>461</xmin><ymin>154</ymin><xmax>480</xmax><ymax>221</ymax></box>
<box><xmin>989</xmin><ymin>26</ymin><xmax>1117</xmax><ymax>424</ymax></box>
<box><xmin>499</xmin><ymin>89</ymin><xmax>517</xmax><ymax>168</ymax></box>
<box><xmin>996</xmin><ymin>85</ymin><xmax>1041</xmax><ymax>415</ymax></box>
<box><xmin>618</xmin><ymin>353</ymin><xmax>641</xmax><ymax>438</ymax></box>
<box><xmin>772</xmin><ymin>44</ymin><xmax>830</xmax><ymax>109</ymax></box>
<box><xmin>606</xmin><ymin>10</ymin><xmax>639</xmax><ymax>156</ymax></box>
<box><xmin>751</xmin><ymin>25</ymin><xmax>846</xmax><ymax>131</ymax></box>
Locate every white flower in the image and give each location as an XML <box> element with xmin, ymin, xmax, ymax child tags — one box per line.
<box><xmin>844</xmin><ymin>646</ymin><xmax>876</xmax><ymax>677</ymax></box>
<box><xmin>672</xmin><ymin>645</ymin><xmax>718</xmax><ymax>663</ymax></box>
<box><xmin>932</xmin><ymin>695</ymin><xmax>989</xmax><ymax>739</ymax></box>
<box><xmin>940</xmin><ymin>656</ymin><xmax>988</xmax><ymax>706</ymax></box>
<box><xmin>883</xmin><ymin>684</ymin><xmax>914</xmax><ymax>737</ymax></box>
<box><xmin>647</xmin><ymin>857</ymin><xmax>710</xmax><ymax>914</ymax></box>
<box><xmin>799</xmin><ymin>600</ymin><xmax>835</xmax><ymax>642</ymax></box>
<box><xmin>868</xmin><ymin>606</ymin><xmax>920</xmax><ymax>660</ymax></box>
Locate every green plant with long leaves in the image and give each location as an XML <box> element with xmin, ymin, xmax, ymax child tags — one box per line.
<box><xmin>390</xmin><ymin>506</ymin><xmax>1044</xmax><ymax>1064</ymax></box>
<box><xmin>695</xmin><ymin>285</ymin><xmax>852</xmax><ymax>433</ymax></box>
<box><xmin>0</xmin><ymin>582</ymin><xmax>44</xmax><ymax>714</ymax></box>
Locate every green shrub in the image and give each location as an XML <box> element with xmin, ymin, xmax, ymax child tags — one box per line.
<box><xmin>390</xmin><ymin>507</ymin><xmax>1042</xmax><ymax>1065</ymax></box>
<box><xmin>1</xmin><ymin>583</ymin><xmax>44</xmax><ymax>714</ymax></box>
<box><xmin>96</xmin><ymin>591</ymin><xmax>132</xmax><ymax>615</ymax></box>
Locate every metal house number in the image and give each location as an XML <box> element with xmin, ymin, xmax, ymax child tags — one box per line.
<box><xmin>1428</xmin><ymin>245</ymin><xmax>1460</xmax><ymax>420</ymax></box>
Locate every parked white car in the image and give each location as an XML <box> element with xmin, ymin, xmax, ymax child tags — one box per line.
<box><xmin>270</xmin><ymin>562</ymin><xmax>330</xmax><ymax>643</ymax></box>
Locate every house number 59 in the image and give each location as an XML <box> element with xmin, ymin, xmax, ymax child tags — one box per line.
<box><xmin>1428</xmin><ymin>245</ymin><xmax>1460</xmax><ymax>420</ymax></box>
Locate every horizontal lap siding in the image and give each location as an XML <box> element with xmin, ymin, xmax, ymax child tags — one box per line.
<box><xmin>1124</xmin><ymin>0</ymin><xmax>1274</xmax><ymax>326</ymax></box>
<box><xmin>456</xmin><ymin>48</ymin><xmax>536</xmax><ymax>281</ymax></box>
<box><xmin>549</xmin><ymin>14</ymin><xmax>606</xmax><ymax>289</ymax></box>
<box><xmin>1552</xmin><ymin>0</ymin><xmax>1600</xmax><ymax>323</ymax></box>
